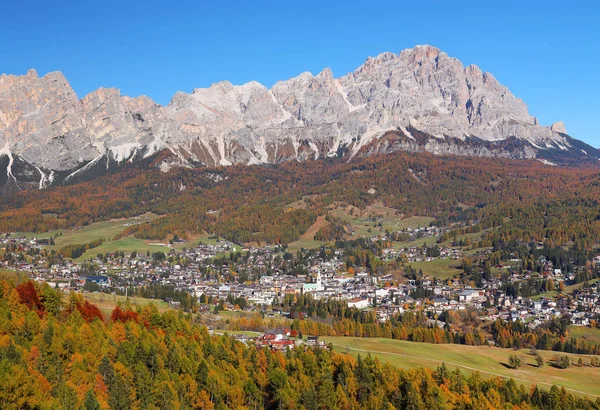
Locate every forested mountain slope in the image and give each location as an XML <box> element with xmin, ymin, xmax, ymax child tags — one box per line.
<box><xmin>2</xmin><ymin>150</ymin><xmax>600</xmax><ymax>251</ymax></box>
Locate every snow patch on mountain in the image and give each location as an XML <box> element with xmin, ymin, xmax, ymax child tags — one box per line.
<box><xmin>0</xmin><ymin>144</ymin><xmax>15</xmax><ymax>181</ymax></box>
<box><xmin>34</xmin><ymin>165</ymin><xmax>48</xmax><ymax>189</ymax></box>
<box><xmin>109</xmin><ymin>142</ymin><xmax>141</xmax><ymax>163</ymax></box>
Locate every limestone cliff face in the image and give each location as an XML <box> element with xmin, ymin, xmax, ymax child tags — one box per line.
<box><xmin>0</xmin><ymin>69</ymin><xmax>97</xmax><ymax>171</ymax></box>
<box><xmin>81</xmin><ymin>88</ymin><xmax>169</xmax><ymax>161</ymax></box>
<box><xmin>0</xmin><ymin>45</ymin><xmax>596</xmax><ymax>189</ymax></box>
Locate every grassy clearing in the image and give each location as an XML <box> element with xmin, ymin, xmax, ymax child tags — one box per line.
<box><xmin>392</xmin><ymin>216</ymin><xmax>435</xmax><ymax>229</ymax></box>
<box><xmin>48</xmin><ymin>213</ymin><xmax>159</xmax><ymax>251</ymax></box>
<box><xmin>406</xmin><ymin>259</ymin><xmax>463</xmax><ymax>280</ymax></box>
<box><xmin>169</xmin><ymin>233</ymin><xmax>206</xmax><ymax>250</ymax></box>
<box><xmin>330</xmin><ymin>206</ymin><xmax>434</xmax><ymax>238</ymax></box>
<box><xmin>287</xmin><ymin>239</ymin><xmax>325</xmax><ymax>252</ymax></box>
<box><xmin>212</xmin><ymin>311</ymin><xmax>290</xmax><ymax>328</ymax></box>
<box><xmin>214</xmin><ymin>310</ymin><xmax>254</xmax><ymax>319</ymax></box>
<box><xmin>321</xmin><ymin>337</ymin><xmax>600</xmax><ymax>398</ymax></box>
<box><xmin>392</xmin><ymin>228</ymin><xmax>495</xmax><ymax>253</ymax></box>
<box><xmin>393</xmin><ymin>235</ymin><xmax>440</xmax><ymax>249</ymax></box>
<box><xmin>533</xmin><ymin>279</ymin><xmax>599</xmax><ymax>300</ymax></box>
<box><xmin>364</xmin><ymin>203</ymin><xmax>433</xmax><ymax>228</ymax></box>
<box><xmin>188</xmin><ymin>233</ymin><xmax>243</xmax><ymax>254</ymax></box>
<box><xmin>172</xmin><ymin>232</ymin><xmax>232</xmax><ymax>250</ymax></box>
<box><xmin>285</xmin><ymin>199</ymin><xmax>308</xmax><ymax>210</ymax></box>
<box><xmin>74</xmin><ymin>230</ymin><xmax>243</xmax><ymax>262</ymax></box>
<box><xmin>563</xmin><ymin>278</ymin><xmax>599</xmax><ymax>293</ymax></box>
<box><xmin>75</xmin><ymin>237</ymin><xmax>171</xmax><ymax>262</ymax></box>
<box><xmin>532</xmin><ymin>291</ymin><xmax>559</xmax><ymax>300</ymax></box>
<box><xmin>81</xmin><ymin>291</ymin><xmax>172</xmax><ymax>312</ymax></box>
<box><xmin>9</xmin><ymin>229</ymin><xmax>63</xmax><ymax>239</ymax></box>
<box><xmin>490</xmin><ymin>266</ymin><xmax>511</xmax><ymax>276</ymax></box>
<box><xmin>212</xmin><ymin>329</ymin><xmax>262</xmax><ymax>337</ymax></box>
<box><xmin>568</xmin><ymin>326</ymin><xmax>600</xmax><ymax>345</ymax></box>
<box><xmin>442</xmin><ymin>230</ymin><xmax>488</xmax><ymax>246</ymax></box>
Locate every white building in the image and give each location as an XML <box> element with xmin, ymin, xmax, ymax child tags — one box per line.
<box><xmin>348</xmin><ymin>297</ymin><xmax>370</xmax><ymax>309</ymax></box>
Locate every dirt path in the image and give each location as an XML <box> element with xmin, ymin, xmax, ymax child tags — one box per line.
<box><xmin>331</xmin><ymin>343</ymin><xmax>599</xmax><ymax>398</ymax></box>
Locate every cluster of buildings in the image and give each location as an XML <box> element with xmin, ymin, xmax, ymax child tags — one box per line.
<box><xmin>209</xmin><ymin>328</ymin><xmax>327</xmax><ymax>351</ymax></box>
<box><xmin>382</xmin><ymin>244</ymin><xmax>462</xmax><ymax>262</ymax></box>
<box><xmin>2</xmin><ymin>230</ymin><xmax>599</xmax><ymax>332</ymax></box>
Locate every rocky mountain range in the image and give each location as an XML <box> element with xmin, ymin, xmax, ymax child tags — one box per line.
<box><xmin>0</xmin><ymin>45</ymin><xmax>597</xmax><ymax>191</ymax></box>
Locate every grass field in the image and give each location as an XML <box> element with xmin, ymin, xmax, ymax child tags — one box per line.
<box><xmin>406</xmin><ymin>259</ymin><xmax>463</xmax><ymax>279</ymax></box>
<box><xmin>490</xmin><ymin>266</ymin><xmax>511</xmax><ymax>277</ymax></box>
<box><xmin>8</xmin><ymin>212</ymin><xmax>172</xmax><ymax>262</ymax></box>
<box><xmin>568</xmin><ymin>326</ymin><xmax>600</xmax><ymax>345</ymax></box>
<box><xmin>172</xmin><ymin>233</ymin><xmax>218</xmax><ymax>249</ymax></box>
<box><xmin>532</xmin><ymin>291</ymin><xmax>559</xmax><ymax>300</ymax></box>
<box><xmin>48</xmin><ymin>213</ymin><xmax>159</xmax><ymax>251</ymax></box>
<box><xmin>80</xmin><ymin>291</ymin><xmax>172</xmax><ymax>316</ymax></box>
<box><xmin>287</xmin><ymin>238</ymin><xmax>325</xmax><ymax>252</ymax></box>
<box><xmin>534</xmin><ymin>278</ymin><xmax>599</xmax><ymax>300</ymax></box>
<box><xmin>212</xmin><ymin>329</ymin><xmax>262</xmax><ymax>337</ymax></box>
<box><xmin>75</xmin><ymin>237</ymin><xmax>171</xmax><ymax>262</ymax></box>
<box><xmin>10</xmin><ymin>229</ymin><xmax>63</xmax><ymax>239</ymax></box>
<box><xmin>285</xmin><ymin>199</ymin><xmax>308</xmax><ymax>210</ymax></box>
<box><xmin>441</xmin><ymin>230</ymin><xmax>488</xmax><ymax>246</ymax></box>
<box><xmin>351</xmin><ymin>215</ymin><xmax>434</xmax><ymax>237</ymax></box>
<box><xmin>330</xmin><ymin>206</ymin><xmax>434</xmax><ymax>238</ymax></box>
<box><xmin>173</xmin><ymin>233</ymin><xmax>242</xmax><ymax>252</ymax></box>
<box><xmin>10</xmin><ymin>215</ymin><xmax>244</xmax><ymax>262</ymax></box>
<box><xmin>321</xmin><ymin>337</ymin><xmax>600</xmax><ymax>398</ymax></box>
<box><xmin>214</xmin><ymin>310</ymin><xmax>256</xmax><ymax>319</ymax></box>
<box><xmin>563</xmin><ymin>278</ymin><xmax>599</xmax><ymax>293</ymax></box>
<box><xmin>393</xmin><ymin>227</ymin><xmax>496</xmax><ymax>252</ymax></box>
<box><xmin>57</xmin><ymin>220</ymin><xmax>244</xmax><ymax>261</ymax></box>
<box><xmin>393</xmin><ymin>235</ymin><xmax>440</xmax><ymax>249</ymax></box>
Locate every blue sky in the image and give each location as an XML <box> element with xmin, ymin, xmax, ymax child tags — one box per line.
<box><xmin>2</xmin><ymin>0</ymin><xmax>599</xmax><ymax>145</ymax></box>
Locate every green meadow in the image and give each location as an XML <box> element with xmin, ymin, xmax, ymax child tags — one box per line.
<box><xmin>48</xmin><ymin>213</ymin><xmax>159</xmax><ymax>251</ymax></box>
<box><xmin>321</xmin><ymin>337</ymin><xmax>600</xmax><ymax>398</ymax></box>
<box><xmin>406</xmin><ymin>259</ymin><xmax>463</xmax><ymax>280</ymax></box>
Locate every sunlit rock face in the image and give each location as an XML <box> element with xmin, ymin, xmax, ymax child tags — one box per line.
<box><xmin>0</xmin><ymin>45</ymin><xmax>593</xmax><ymax>189</ymax></box>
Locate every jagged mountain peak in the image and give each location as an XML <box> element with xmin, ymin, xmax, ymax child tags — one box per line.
<box><xmin>0</xmin><ymin>45</ymin><xmax>596</xmax><ymax>191</ymax></box>
<box><xmin>0</xmin><ymin>68</ymin><xmax>38</xmax><ymax>83</ymax></box>
<box><xmin>400</xmin><ymin>44</ymin><xmax>443</xmax><ymax>59</ymax></box>
<box><xmin>316</xmin><ymin>67</ymin><xmax>334</xmax><ymax>81</ymax></box>
<box><xmin>272</xmin><ymin>71</ymin><xmax>316</xmax><ymax>89</ymax></box>
<box><xmin>551</xmin><ymin>121</ymin><xmax>568</xmax><ymax>134</ymax></box>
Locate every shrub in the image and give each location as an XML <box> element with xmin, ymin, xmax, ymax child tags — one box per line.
<box><xmin>557</xmin><ymin>356</ymin><xmax>570</xmax><ymax>369</ymax></box>
<box><xmin>508</xmin><ymin>354</ymin><xmax>521</xmax><ymax>369</ymax></box>
<box><xmin>535</xmin><ymin>355</ymin><xmax>544</xmax><ymax>367</ymax></box>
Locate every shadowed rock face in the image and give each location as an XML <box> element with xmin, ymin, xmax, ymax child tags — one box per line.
<box><xmin>0</xmin><ymin>45</ymin><xmax>596</xmax><ymax>188</ymax></box>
